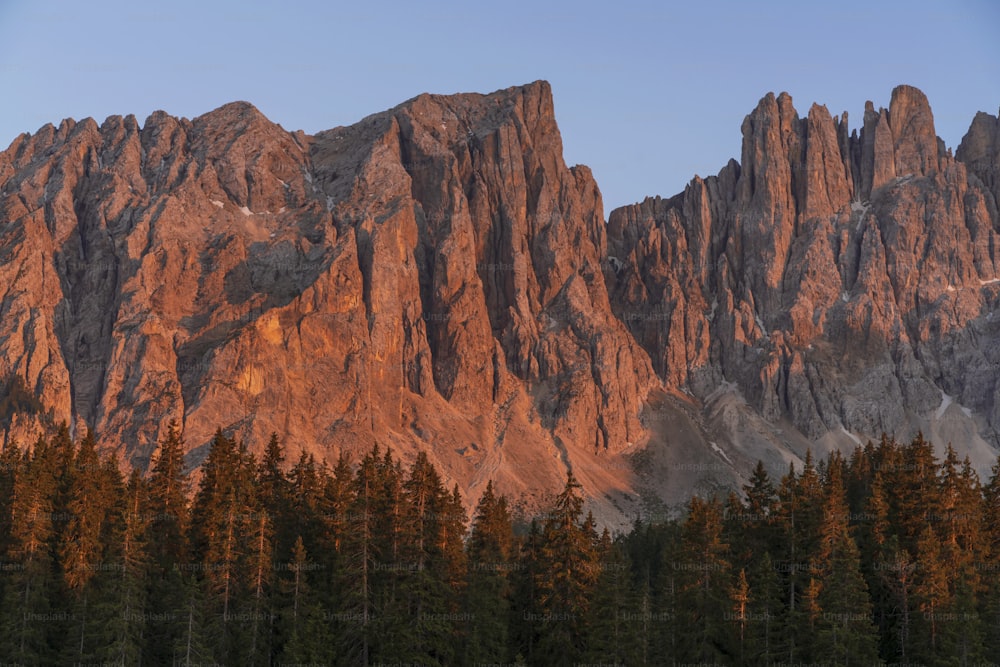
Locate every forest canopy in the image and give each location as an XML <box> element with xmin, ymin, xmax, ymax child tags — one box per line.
<box><xmin>0</xmin><ymin>425</ymin><xmax>997</xmax><ymax>665</ymax></box>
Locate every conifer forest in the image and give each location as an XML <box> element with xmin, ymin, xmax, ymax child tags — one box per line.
<box><xmin>2</xmin><ymin>423</ymin><xmax>1000</xmax><ymax>666</ymax></box>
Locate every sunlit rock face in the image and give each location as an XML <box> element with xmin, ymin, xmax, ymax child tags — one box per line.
<box><xmin>0</xmin><ymin>83</ymin><xmax>997</xmax><ymax>525</ymax></box>
<box><xmin>0</xmin><ymin>82</ymin><xmax>656</xmax><ymax>523</ymax></box>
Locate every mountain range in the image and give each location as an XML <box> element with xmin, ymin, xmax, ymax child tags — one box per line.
<box><xmin>1</xmin><ymin>81</ymin><xmax>998</xmax><ymax>526</ymax></box>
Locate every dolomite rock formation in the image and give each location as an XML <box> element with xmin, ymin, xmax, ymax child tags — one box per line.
<box><xmin>1</xmin><ymin>82</ymin><xmax>998</xmax><ymax>523</ymax></box>
<box><xmin>607</xmin><ymin>86</ymin><xmax>1000</xmax><ymax>480</ymax></box>
<box><xmin>0</xmin><ymin>82</ymin><xmax>654</xmax><ymax>521</ymax></box>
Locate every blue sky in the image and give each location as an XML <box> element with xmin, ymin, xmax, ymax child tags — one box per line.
<box><xmin>1</xmin><ymin>0</ymin><xmax>998</xmax><ymax>211</ymax></box>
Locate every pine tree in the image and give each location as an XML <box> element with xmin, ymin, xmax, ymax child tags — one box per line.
<box><xmin>650</xmin><ymin>520</ymin><xmax>683</xmax><ymax>662</ymax></box>
<box><xmin>893</xmin><ymin>434</ymin><xmax>942</xmax><ymax>554</ymax></box>
<box><xmin>287</xmin><ymin>450</ymin><xmax>324</xmax><ymax>557</ymax></box>
<box><xmin>0</xmin><ymin>439</ymin><xmax>21</xmax><ymax>563</ymax></box>
<box><xmin>464</xmin><ymin>480</ymin><xmax>514</xmax><ymax>664</ymax></box>
<box><xmin>740</xmin><ymin>460</ymin><xmax>778</xmax><ymax>563</ymax></box>
<box><xmin>729</xmin><ymin>567</ymin><xmax>751</xmax><ymax>664</ymax></box>
<box><xmin>533</xmin><ymin>472</ymin><xmax>599</xmax><ymax>665</ymax></box>
<box><xmin>383</xmin><ymin>451</ymin><xmax>461</xmax><ymax>665</ymax></box>
<box><xmin>143</xmin><ymin>420</ymin><xmax>191</xmax><ymax>665</ymax></box>
<box><xmin>981</xmin><ymin>455</ymin><xmax>1000</xmax><ymax>659</ymax></box>
<box><xmin>0</xmin><ymin>433</ymin><xmax>61</xmax><ymax>664</ymax></box>
<box><xmin>583</xmin><ymin>533</ymin><xmax>643</xmax><ymax>665</ymax></box>
<box><xmin>173</xmin><ymin>573</ymin><xmax>214</xmax><ymax>666</ymax></box>
<box><xmin>336</xmin><ymin>445</ymin><xmax>382</xmax><ymax>664</ymax></box>
<box><xmin>911</xmin><ymin>525</ymin><xmax>952</xmax><ymax>663</ymax></box>
<box><xmin>276</xmin><ymin>536</ymin><xmax>331</xmax><ymax>663</ymax></box>
<box><xmin>60</xmin><ymin>432</ymin><xmax>129</xmax><ymax>664</ymax></box>
<box><xmin>509</xmin><ymin>518</ymin><xmax>543</xmax><ymax>663</ymax></box>
<box><xmin>243</xmin><ymin>505</ymin><xmax>273</xmax><ymax>666</ymax></box>
<box><xmin>103</xmin><ymin>470</ymin><xmax>149</xmax><ymax>665</ymax></box>
<box><xmin>258</xmin><ymin>433</ymin><xmax>291</xmax><ymax>557</ymax></box>
<box><xmin>675</xmin><ymin>495</ymin><xmax>732</xmax><ymax>662</ymax></box>
<box><xmin>189</xmin><ymin>429</ymin><xmax>254</xmax><ymax>660</ymax></box>
<box><xmin>807</xmin><ymin>459</ymin><xmax>881</xmax><ymax>666</ymax></box>
<box><xmin>745</xmin><ymin>551</ymin><xmax>784</xmax><ymax>665</ymax></box>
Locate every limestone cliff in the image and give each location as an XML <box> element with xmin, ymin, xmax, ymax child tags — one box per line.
<box><xmin>1</xmin><ymin>82</ymin><xmax>998</xmax><ymax>523</ymax></box>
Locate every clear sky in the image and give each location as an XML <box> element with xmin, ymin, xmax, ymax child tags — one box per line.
<box><xmin>1</xmin><ymin>0</ymin><xmax>998</xmax><ymax>211</ymax></box>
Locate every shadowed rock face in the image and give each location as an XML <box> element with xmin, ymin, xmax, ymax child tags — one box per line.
<box><xmin>0</xmin><ymin>82</ymin><xmax>998</xmax><ymax>523</ymax></box>
<box><xmin>607</xmin><ymin>85</ymin><xmax>1000</xmax><ymax>475</ymax></box>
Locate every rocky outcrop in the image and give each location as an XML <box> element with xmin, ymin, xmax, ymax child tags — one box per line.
<box><xmin>957</xmin><ymin>108</ymin><xmax>1000</xmax><ymax>220</ymax></box>
<box><xmin>1</xmin><ymin>82</ymin><xmax>998</xmax><ymax>523</ymax></box>
<box><xmin>0</xmin><ymin>82</ymin><xmax>655</xmax><ymax>521</ymax></box>
<box><xmin>608</xmin><ymin>84</ymin><xmax>1000</xmax><ymax>476</ymax></box>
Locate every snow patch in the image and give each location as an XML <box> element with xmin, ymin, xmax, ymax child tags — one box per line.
<box><xmin>303</xmin><ymin>171</ymin><xmax>313</xmax><ymax>184</ymax></box>
<box><xmin>840</xmin><ymin>427</ymin><xmax>862</xmax><ymax>446</ymax></box>
<box><xmin>980</xmin><ymin>278</ymin><xmax>1000</xmax><ymax>286</ymax></box>
<box><xmin>841</xmin><ymin>292</ymin><xmax>849</xmax><ymax>303</ymax></box>
<box><xmin>326</xmin><ymin>196</ymin><xmax>335</xmax><ymax>212</ymax></box>
<box><xmin>936</xmin><ymin>391</ymin><xmax>953</xmax><ymax>420</ymax></box>
<box><xmin>239</xmin><ymin>206</ymin><xmax>252</xmax><ymax>216</ymax></box>
<box><xmin>754</xmin><ymin>315</ymin><xmax>769</xmax><ymax>339</ymax></box>
<box><xmin>211</xmin><ymin>200</ymin><xmax>224</xmax><ymax>209</ymax></box>
<box><xmin>278</xmin><ymin>206</ymin><xmax>287</xmax><ymax>213</ymax></box>
<box><xmin>709</xmin><ymin>441</ymin><xmax>733</xmax><ymax>465</ymax></box>
<box><xmin>946</xmin><ymin>285</ymin><xmax>956</xmax><ymax>292</ymax></box>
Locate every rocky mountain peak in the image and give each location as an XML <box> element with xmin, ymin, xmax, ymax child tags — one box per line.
<box><xmin>1</xmin><ymin>82</ymin><xmax>998</xmax><ymax>525</ymax></box>
<box><xmin>957</xmin><ymin>108</ymin><xmax>1000</xmax><ymax>213</ymax></box>
<box><xmin>608</xmin><ymin>84</ymin><xmax>1000</xmax><ymax>497</ymax></box>
<box><xmin>888</xmin><ymin>84</ymin><xmax>939</xmax><ymax>177</ymax></box>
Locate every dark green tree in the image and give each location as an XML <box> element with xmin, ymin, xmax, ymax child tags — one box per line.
<box><xmin>533</xmin><ymin>472</ymin><xmax>599</xmax><ymax>665</ymax></box>
<box><xmin>464</xmin><ymin>480</ymin><xmax>515</xmax><ymax>664</ymax></box>
<box><xmin>675</xmin><ymin>495</ymin><xmax>732</xmax><ymax>662</ymax></box>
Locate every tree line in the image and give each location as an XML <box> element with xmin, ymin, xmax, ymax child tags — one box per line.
<box><xmin>0</xmin><ymin>424</ymin><xmax>999</xmax><ymax>665</ymax></box>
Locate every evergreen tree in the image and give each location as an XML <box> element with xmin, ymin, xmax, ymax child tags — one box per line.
<box><xmin>745</xmin><ymin>551</ymin><xmax>784</xmax><ymax>665</ymax></box>
<box><xmin>384</xmin><ymin>451</ymin><xmax>461</xmax><ymax>665</ymax></box>
<box><xmin>807</xmin><ymin>458</ymin><xmax>881</xmax><ymax>666</ymax></box>
<box><xmin>189</xmin><ymin>429</ymin><xmax>256</xmax><ymax>660</ymax></box>
<box><xmin>911</xmin><ymin>525</ymin><xmax>953</xmax><ymax>663</ymax></box>
<box><xmin>583</xmin><ymin>533</ymin><xmax>643</xmax><ymax>666</ymax></box>
<box><xmin>103</xmin><ymin>470</ymin><xmax>149</xmax><ymax>666</ymax></box>
<box><xmin>740</xmin><ymin>460</ymin><xmax>778</xmax><ymax>562</ymax></box>
<box><xmin>509</xmin><ymin>519</ymin><xmax>543</xmax><ymax>664</ymax></box>
<box><xmin>0</xmin><ymin>439</ymin><xmax>22</xmax><ymax>564</ymax></box>
<box><xmin>729</xmin><ymin>567</ymin><xmax>751</xmax><ymax>664</ymax></box>
<box><xmin>464</xmin><ymin>480</ymin><xmax>515</xmax><ymax>664</ymax></box>
<box><xmin>60</xmin><ymin>432</ymin><xmax>128</xmax><ymax>664</ymax></box>
<box><xmin>893</xmin><ymin>434</ymin><xmax>942</xmax><ymax>554</ymax></box>
<box><xmin>0</xmin><ymin>434</ymin><xmax>61</xmax><ymax>664</ymax></box>
<box><xmin>173</xmin><ymin>573</ymin><xmax>214</xmax><ymax>666</ymax></box>
<box><xmin>336</xmin><ymin>445</ymin><xmax>382</xmax><ymax>664</ymax></box>
<box><xmin>533</xmin><ymin>472</ymin><xmax>599</xmax><ymax>665</ymax></box>
<box><xmin>651</xmin><ymin>520</ymin><xmax>683</xmax><ymax>662</ymax></box>
<box><xmin>675</xmin><ymin>495</ymin><xmax>732</xmax><ymax>662</ymax></box>
<box><xmin>982</xmin><ymin>455</ymin><xmax>1000</xmax><ymax>658</ymax></box>
<box><xmin>276</xmin><ymin>536</ymin><xmax>330</xmax><ymax>663</ymax></box>
<box><xmin>143</xmin><ymin>420</ymin><xmax>191</xmax><ymax>665</ymax></box>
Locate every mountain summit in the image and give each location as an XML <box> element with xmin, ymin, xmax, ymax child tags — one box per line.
<box><xmin>1</xmin><ymin>82</ymin><xmax>998</xmax><ymax>524</ymax></box>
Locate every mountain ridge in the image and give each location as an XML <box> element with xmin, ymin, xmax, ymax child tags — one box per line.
<box><xmin>1</xmin><ymin>81</ymin><xmax>998</xmax><ymax>526</ymax></box>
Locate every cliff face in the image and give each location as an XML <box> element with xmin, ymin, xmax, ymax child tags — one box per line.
<box><xmin>1</xmin><ymin>82</ymin><xmax>998</xmax><ymax>522</ymax></box>
<box><xmin>0</xmin><ymin>82</ymin><xmax>655</xmax><ymax>521</ymax></box>
<box><xmin>607</xmin><ymin>86</ymin><xmax>1000</xmax><ymax>479</ymax></box>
